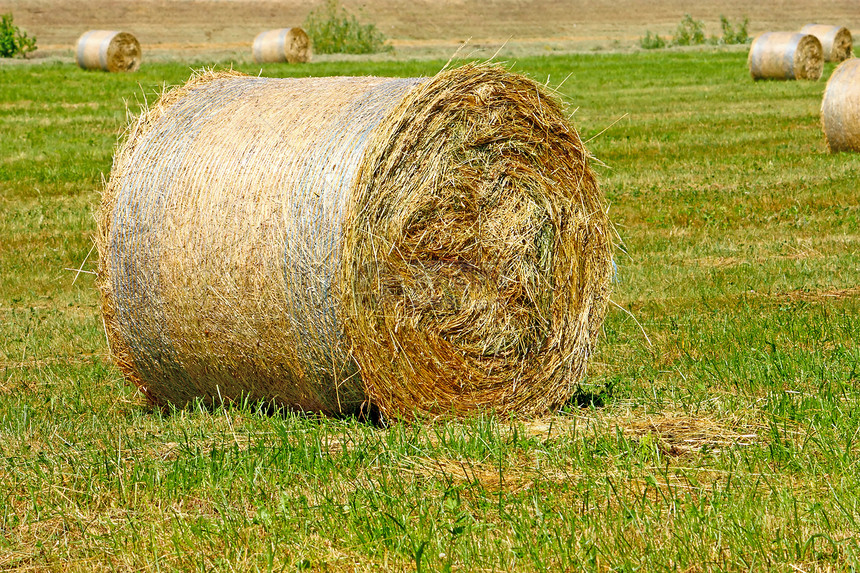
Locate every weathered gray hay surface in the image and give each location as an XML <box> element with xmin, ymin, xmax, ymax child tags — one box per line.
<box><xmin>252</xmin><ymin>28</ymin><xmax>311</xmax><ymax>63</ymax></box>
<box><xmin>75</xmin><ymin>30</ymin><xmax>141</xmax><ymax>72</ymax></box>
<box><xmin>801</xmin><ymin>24</ymin><xmax>853</xmax><ymax>62</ymax></box>
<box><xmin>97</xmin><ymin>65</ymin><xmax>613</xmax><ymax>420</ymax></box>
<box><xmin>748</xmin><ymin>32</ymin><xmax>823</xmax><ymax>80</ymax></box>
<box><xmin>821</xmin><ymin>58</ymin><xmax>860</xmax><ymax>152</ymax></box>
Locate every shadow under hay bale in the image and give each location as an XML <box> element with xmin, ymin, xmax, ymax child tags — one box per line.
<box><xmin>748</xmin><ymin>32</ymin><xmax>823</xmax><ymax>81</ymax></box>
<box><xmin>75</xmin><ymin>30</ymin><xmax>141</xmax><ymax>72</ymax></box>
<box><xmin>801</xmin><ymin>23</ymin><xmax>853</xmax><ymax>62</ymax></box>
<box><xmin>821</xmin><ymin>58</ymin><xmax>860</xmax><ymax>152</ymax></box>
<box><xmin>252</xmin><ymin>28</ymin><xmax>312</xmax><ymax>63</ymax></box>
<box><xmin>97</xmin><ymin>64</ymin><xmax>613</xmax><ymax>420</ymax></box>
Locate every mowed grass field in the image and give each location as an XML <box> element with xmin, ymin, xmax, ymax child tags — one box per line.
<box><xmin>1</xmin><ymin>50</ymin><xmax>859</xmax><ymax>570</ymax></box>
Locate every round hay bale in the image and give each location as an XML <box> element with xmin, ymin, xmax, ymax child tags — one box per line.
<box><xmin>748</xmin><ymin>32</ymin><xmax>823</xmax><ymax>81</ymax></box>
<box><xmin>821</xmin><ymin>58</ymin><xmax>860</xmax><ymax>152</ymax></box>
<box><xmin>75</xmin><ymin>30</ymin><xmax>141</xmax><ymax>72</ymax></box>
<box><xmin>97</xmin><ymin>65</ymin><xmax>614</xmax><ymax>420</ymax></box>
<box><xmin>252</xmin><ymin>28</ymin><xmax>312</xmax><ymax>64</ymax></box>
<box><xmin>801</xmin><ymin>24</ymin><xmax>853</xmax><ymax>62</ymax></box>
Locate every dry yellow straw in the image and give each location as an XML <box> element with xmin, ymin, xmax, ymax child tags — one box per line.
<box><xmin>821</xmin><ymin>58</ymin><xmax>860</xmax><ymax>152</ymax></box>
<box><xmin>252</xmin><ymin>28</ymin><xmax>312</xmax><ymax>64</ymax></box>
<box><xmin>801</xmin><ymin>24</ymin><xmax>853</xmax><ymax>62</ymax></box>
<box><xmin>97</xmin><ymin>65</ymin><xmax>614</xmax><ymax>420</ymax></box>
<box><xmin>748</xmin><ymin>32</ymin><xmax>823</xmax><ymax>80</ymax></box>
<box><xmin>75</xmin><ymin>30</ymin><xmax>141</xmax><ymax>72</ymax></box>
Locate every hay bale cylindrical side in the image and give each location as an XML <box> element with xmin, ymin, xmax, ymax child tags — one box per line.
<box><xmin>801</xmin><ymin>24</ymin><xmax>853</xmax><ymax>62</ymax></box>
<box><xmin>75</xmin><ymin>30</ymin><xmax>141</xmax><ymax>72</ymax></box>
<box><xmin>821</xmin><ymin>58</ymin><xmax>860</xmax><ymax>152</ymax></box>
<box><xmin>748</xmin><ymin>32</ymin><xmax>823</xmax><ymax>80</ymax></box>
<box><xmin>97</xmin><ymin>65</ymin><xmax>614</xmax><ymax>420</ymax></box>
<box><xmin>252</xmin><ymin>28</ymin><xmax>312</xmax><ymax>63</ymax></box>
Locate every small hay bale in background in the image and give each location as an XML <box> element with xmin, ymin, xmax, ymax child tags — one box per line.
<box><xmin>801</xmin><ymin>23</ymin><xmax>853</xmax><ymax>62</ymax></box>
<box><xmin>97</xmin><ymin>65</ymin><xmax>614</xmax><ymax>420</ymax></box>
<box><xmin>748</xmin><ymin>32</ymin><xmax>823</xmax><ymax>81</ymax></box>
<box><xmin>75</xmin><ymin>30</ymin><xmax>141</xmax><ymax>72</ymax></box>
<box><xmin>252</xmin><ymin>28</ymin><xmax>312</xmax><ymax>63</ymax></box>
<box><xmin>821</xmin><ymin>58</ymin><xmax>860</xmax><ymax>152</ymax></box>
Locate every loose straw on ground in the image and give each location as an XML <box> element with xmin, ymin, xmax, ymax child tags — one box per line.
<box><xmin>75</xmin><ymin>30</ymin><xmax>141</xmax><ymax>72</ymax></box>
<box><xmin>748</xmin><ymin>32</ymin><xmax>823</xmax><ymax>80</ymax></box>
<box><xmin>97</xmin><ymin>65</ymin><xmax>614</xmax><ymax>420</ymax></box>
<box><xmin>252</xmin><ymin>28</ymin><xmax>312</xmax><ymax>63</ymax></box>
<box><xmin>801</xmin><ymin>24</ymin><xmax>853</xmax><ymax>62</ymax></box>
<box><xmin>821</xmin><ymin>58</ymin><xmax>860</xmax><ymax>152</ymax></box>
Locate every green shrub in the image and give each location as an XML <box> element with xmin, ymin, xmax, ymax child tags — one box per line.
<box><xmin>719</xmin><ymin>15</ymin><xmax>750</xmax><ymax>45</ymax></box>
<box><xmin>640</xmin><ymin>31</ymin><xmax>667</xmax><ymax>50</ymax></box>
<box><xmin>672</xmin><ymin>14</ymin><xmax>706</xmax><ymax>46</ymax></box>
<box><xmin>304</xmin><ymin>0</ymin><xmax>392</xmax><ymax>54</ymax></box>
<box><xmin>0</xmin><ymin>13</ymin><xmax>36</xmax><ymax>58</ymax></box>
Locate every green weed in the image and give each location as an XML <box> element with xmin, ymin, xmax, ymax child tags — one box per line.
<box><xmin>303</xmin><ymin>0</ymin><xmax>392</xmax><ymax>55</ymax></box>
<box><xmin>640</xmin><ymin>15</ymin><xmax>749</xmax><ymax>50</ymax></box>
<box><xmin>639</xmin><ymin>31</ymin><xmax>666</xmax><ymax>50</ymax></box>
<box><xmin>719</xmin><ymin>15</ymin><xmax>750</xmax><ymax>45</ymax></box>
<box><xmin>0</xmin><ymin>13</ymin><xmax>36</xmax><ymax>58</ymax></box>
<box><xmin>672</xmin><ymin>14</ymin><xmax>707</xmax><ymax>46</ymax></box>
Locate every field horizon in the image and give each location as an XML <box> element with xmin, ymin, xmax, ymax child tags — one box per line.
<box><xmin>1</xmin><ymin>0</ymin><xmax>858</xmax><ymax>61</ymax></box>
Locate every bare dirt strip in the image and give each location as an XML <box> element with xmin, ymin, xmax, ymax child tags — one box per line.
<box><xmin>1</xmin><ymin>0</ymin><xmax>856</xmax><ymax>60</ymax></box>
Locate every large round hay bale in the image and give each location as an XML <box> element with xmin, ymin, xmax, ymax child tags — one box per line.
<box><xmin>821</xmin><ymin>58</ymin><xmax>860</xmax><ymax>152</ymax></box>
<box><xmin>748</xmin><ymin>32</ymin><xmax>823</xmax><ymax>80</ymax></box>
<box><xmin>97</xmin><ymin>65</ymin><xmax>614</xmax><ymax>420</ymax></box>
<box><xmin>801</xmin><ymin>24</ymin><xmax>853</xmax><ymax>62</ymax></box>
<box><xmin>75</xmin><ymin>30</ymin><xmax>141</xmax><ymax>72</ymax></box>
<box><xmin>252</xmin><ymin>28</ymin><xmax>312</xmax><ymax>64</ymax></box>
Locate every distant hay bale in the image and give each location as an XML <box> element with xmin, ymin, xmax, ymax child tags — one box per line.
<box><xmin>821</xmin><ymin>58</ymin><xmax>860</xmax><ymax>152</ymax></box>
<box><xmin>75</xmin><ymin>30</ymin><xmax>141</xmax><ymax>72</ymax></box>
<box><xmin>748</xmin><ymin>32</ymin><xmax>823</xmax><ymax>80</ymax></box>
<box><xmin>97</xmin><ymin>65</ymin><xmax>613</xmax><ymax>420</ymax></box>
<box><xmin>801</xmin><ymin>24</ymin><xmax>853</xmax><ymax>62</ymax></box>
<box><xmin>252</xmin><ymin>28</ymin><xmax>312</xmax><ymax>63</ymax></box>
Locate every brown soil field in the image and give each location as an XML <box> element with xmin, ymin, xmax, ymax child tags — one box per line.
<box><xmin>2</xmin><ymin>0</ymin><xmax>857</xmax><ymax>60</ymax></box>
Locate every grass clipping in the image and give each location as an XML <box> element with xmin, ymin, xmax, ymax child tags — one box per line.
<box><xmin>801</xmin><ymin>24</ymin><xmax>853</xmax><ymax>62</ymax></box>
<box><xmin>97</xmin><ymin>64</ymin><xmax>613</xmax><ymax>420</ymax></box>
<box><xmin>252</xmin><ymin>27</ymin><xmax>312</xmax><ymax>63</ymax></box>
<box><xmin>821</xmin><ymin>58</ymin><xmax>860</xmax><ymax>152</ymax></box>
<box><xmin>748</xmin><ymin>32</ymin><xmax>823</xmax><ymax>81</ymax></box>
<box><xmin>75</xmin><ymin>30</ymin><xmax>141</xmax><ymax>72</ymax></box>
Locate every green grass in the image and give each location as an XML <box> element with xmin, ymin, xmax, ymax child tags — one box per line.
<box><xmin>1</xmin><ymin>51</ymin><xmax>859</xmax><ymax>571</ymax></box>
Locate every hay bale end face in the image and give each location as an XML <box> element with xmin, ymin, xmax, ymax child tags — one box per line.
<box><xmin>801</xmin><ymin>24</ymin><xmax>853</xmax><ymax>62</ymax></box>
<box><xmin>98</xmin><ymin>65</ymin><xmax>614</xmax><ymax>419</ymax></box>
<box><xmin>75</xmin><ymin>30</ymin><xmax>141</xmax><ymax>72</ymax></box>
<box><xmin>252</xmin><ymin>28</ymin><xmax>312</xmax><ymax>63</ymax></box>
<box><xmin>748</xmin><ymin>32</ymin><xmax>823</xmax><ymax>81</ymax></box>
<box><xmin>821</xmin><ymin>58</ymin><xmax>860</xmax><ymax>152</ymax></box>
